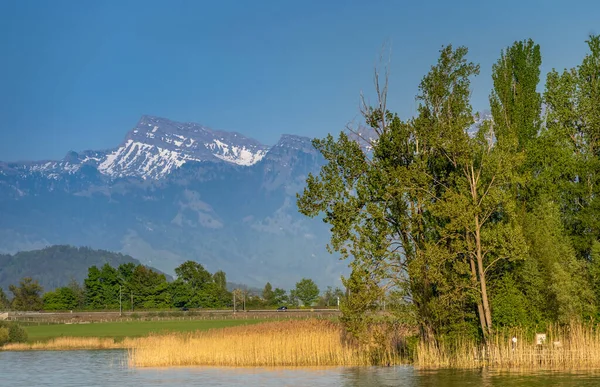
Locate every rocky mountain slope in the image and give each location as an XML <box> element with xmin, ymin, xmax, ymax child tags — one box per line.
<box><xmin>0</xmin><ymin>116</ymin><xmax>347</xmax><ymax>289</ymax></box>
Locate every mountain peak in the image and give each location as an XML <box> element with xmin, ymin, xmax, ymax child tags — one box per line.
<box><xmin>3</xmin><ymin>116</ymin><xmax>317</xmax><ymax>181</ymax></box>
<box><xmin>92</xmin><ymin>116</ymin><xmax>270</xmax><ymax>179</ymax></box>
<box><xmin>273</xmin><ymin>134</ymin><xmax>316</xmax><ymax>153</ymax></box>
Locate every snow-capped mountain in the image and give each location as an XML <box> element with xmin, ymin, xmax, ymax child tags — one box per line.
<box><xmin>97</xmin><ymin>116</ymin><xmax>269</xmax><ymax>179</ymax></box>
<box><xmin>2</xmin><ymin>116</ymin><xmax>271</xmax><ymax>180</ymax></box>
<box><xmin>0</xmin><ymin>116</ymin><xmax>346</xmax><ymax>289</ymax></box>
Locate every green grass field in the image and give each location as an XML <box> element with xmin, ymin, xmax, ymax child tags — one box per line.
<box><xmin>25</xmin><ymin>319</ymin><xmax>268</xmax><ymax>342</ymax></box>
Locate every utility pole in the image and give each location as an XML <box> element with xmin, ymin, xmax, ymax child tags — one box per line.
<box><xmin>131</xmin><ymin>292</ymin><xmax>133</xmax><ymax>312</ymax></box>
<box><xmin>119</xmin><ymin>285</ymin><xmax>122</xmax><ymax>316</ymax></box>
<box><xmin>233</xmin><ymin>291</ymin><xmax>236</xmax><ymax>313</ymax></box>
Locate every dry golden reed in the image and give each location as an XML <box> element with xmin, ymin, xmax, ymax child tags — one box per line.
<box><xmin>128</xmin><ymin>319</ymin><xmax>401</xmax><ymax>367</ymax></box>
<box><xmin>3</xmin><ymin>337</ymin><xmax>136</xmax><ymax>351</ymax></box>
<box><xmin>416</xmin><ymin>322</ymin><xmax>600</xmax><ymax>370</ymax></box>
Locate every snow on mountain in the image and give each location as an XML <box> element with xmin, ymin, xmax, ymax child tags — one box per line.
<box><xmin>206</xmin><ymin>139</ymin><xmax>267</xmax><ymax>166</ymax></box>
<box><xmin>95</xmin><ymin>116</ymin><xmax>270</xmax><ymax>179</ymax></box>
<box><xmin>97</xmin><ymin>139</ymin><xmax>193</xmax><ymax>179</ymax></box>
<box><xmin>1</xmin><ymin>116</ymin><xmax>274</xmax><ymax>180</ymax></box>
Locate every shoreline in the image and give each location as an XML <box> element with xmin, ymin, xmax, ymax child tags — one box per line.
<box><xmin>6</xmin><ymin>319</ymin><xmax>600</xmax><ymax>371</ymax></box>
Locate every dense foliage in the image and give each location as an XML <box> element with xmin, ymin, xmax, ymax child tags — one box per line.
<box><xmin>298</xmin><ymin>35</ymin><xmax>600</xmax><ymax>342</ymax></box>
<box><xmin>1</xmin><ymin>258</ymin><xmax>340</xmax><ymax>311</ymax></box>
<box><xmin>0</xmin><ymin>321</ymin><xmax>28</xmax><ymax>346</ymax></box>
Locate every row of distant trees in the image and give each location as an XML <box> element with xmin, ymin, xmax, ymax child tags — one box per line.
<box><xmin>0</xmin><ymin>260</ymin><xmax>344</xmax><ymax>311</ymax></box>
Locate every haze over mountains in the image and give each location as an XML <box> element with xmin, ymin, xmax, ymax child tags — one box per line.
<box><xmin>0</xmin><ymin>116</ymin><xmax>347</xmax><ymax>289</ymax></box>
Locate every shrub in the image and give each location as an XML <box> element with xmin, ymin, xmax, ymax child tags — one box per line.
<box><xmin>0</xmin><ymin>321</ymin><xmax>28</xmax><ymax>344</ymax></box>
<box><xmin>0</xmin><ymin>327</ymin><xmax>9</xmax><ymax>346</ymax></box>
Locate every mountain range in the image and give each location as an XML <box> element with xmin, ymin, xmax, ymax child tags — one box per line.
<box><xmin>0</xmin><ymin>116</ymin><xmax>347</xmax><ymax>290</ymax></box>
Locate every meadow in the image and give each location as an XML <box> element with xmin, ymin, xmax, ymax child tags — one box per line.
<box><xmin>22</xmin><ymin>318</ymin><xmax>270</xmax><ymax>342</ymax></box>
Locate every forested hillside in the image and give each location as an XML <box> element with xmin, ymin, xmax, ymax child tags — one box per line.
<box><xmin>0</xmin><ymin>245</ymin><xmax>170</xmax><ymax>292</ymax></box>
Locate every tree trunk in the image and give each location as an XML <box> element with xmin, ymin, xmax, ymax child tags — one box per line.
<box><xmin>475</xmin><ymin>215</ymin><xmax>492</xmax><ymax>334</ymax></box>
<box><xmin>469</xmin><ymin>253</ymin><xmax>487</xmax><ymax>335</ymax></box>
<box><xmin>420</xmin><ymin>322</ymin><xmax>436</xmax><ymax>345</ymax></box>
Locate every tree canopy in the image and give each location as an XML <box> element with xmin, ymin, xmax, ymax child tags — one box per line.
<box><xmin>298</xmin><ymin>35</ymin><xmax>600</xmax><ymax>342</ymax></box>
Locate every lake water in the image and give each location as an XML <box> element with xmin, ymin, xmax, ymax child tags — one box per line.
<box><xmin>2</xmin><ymin>350</ymin><xmax>600</xmax><ymax>386</ymax></box>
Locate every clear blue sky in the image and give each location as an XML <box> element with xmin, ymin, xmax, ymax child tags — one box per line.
<box><xmin>0</xmin><ymin>0</ymin><xmax>598</xmax><ymax>161</ymax></box>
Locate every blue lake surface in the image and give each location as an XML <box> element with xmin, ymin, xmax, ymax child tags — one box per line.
<box><xmin>2</xmin><ymin>350</ymin><xmax>600</xmax><ymax>386</ymax></box>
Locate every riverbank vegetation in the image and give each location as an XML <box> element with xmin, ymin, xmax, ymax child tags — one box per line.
<box><xmin>0</xmin><ymin>321</ymin><xmax>27</xmax><ymax>346</ymax></box>
<box><xmin>297</xmin><ymin>34</ymin><xmax>600</xmax><ymax>368</ymax></box>
<box><xmin>3</xmin><ymin>336</ymin><xmax>132</xmax><ymax>351</ymax></box>
<box><xmin>128</xmin><ymin>319</ymin><xmax>405</xmax><ymax>367</ymax></box>
<box><xmin>9</xmin><ymin>317</ymin><xmax>600</xmax><ymax>370</ymax></box>
<box><xmin>416</xmin><ymin>322</ymin><xmax>600</xmax><ymax>369</ymax></box>
<box><xmin>126</xmin><ymin>320</ymin><xmax>600</xmax><ymax>369</ymax></box>
<box><xmin>3</xmin><ymin>319</ymin><xmax>405</xmax><ymax>366</ymax></box>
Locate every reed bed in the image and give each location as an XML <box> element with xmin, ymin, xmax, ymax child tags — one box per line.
<box><xmin>128</xmin><ymin>319</ymin><xmax>403</xmax><ymax>367</ymax></box>
<box><xmin>3</xmin><ymin>337</ymin><xmax>135</xmax><ymax>351</ymax></box>
<box><xmin>416</xmin><ymin>322</ymin><xmax>600</xmax><ymax>369</ymax></box>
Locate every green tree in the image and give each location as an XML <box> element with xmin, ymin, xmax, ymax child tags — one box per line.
<box><xmin>288</xmin><ymin>289</ymin><xmax>300</xmax><ymax>307</ymax></box>
<box><xmin>298</xmin><ymin>44</ymin><xmax>486</xmax><ymax>340</ymax></box>
<box><xmin>84</xmin><ymin>266</ymin><xmax>103</xmax><ymax>309</ymax></box>
<box><xmin>9</xmin><ymin>277</ymin><xmax>43</xmax><ymax>311</ymax></box>
<box><xmin>0</xmin><ymin>321</ymin><xmax>27</xmax><ymax>345</ymax></box>
<box><xmin>175</xmin><ymin>261</ymin><xmax>212</xmax><ymax>289</ymax></box>
<box><xmin>129</xmin><ymin>265</ymin><xmax>169</xmax><ymax>309</ymax></box>
<box><xmin>294</xmin><ymin>278</ymin><xmax>319</xmax><ymax>307</ymax></box>
<box><xmin>540</xmin><ymin>35</ymin><xmax>600</xmax><ymax>259</ymax></box>
<box><xmin>490</xmin><ymin>38</ymin><xmax>542</xmax><ymax>150</ymax></box>
<box><xmin>298</xmin><ymin>36</ymin><xmax>600</xmax><ymax>342</ymax></box>
<box><xmin>169</xmin><ymin>279</ymin><xmax>193</xmax><ymax>308</ymax></box>
<box><xmin>590</xmin><ymin>242</ymin><xmax>600</xmax><ymax>315</ymax></box>
<box><xmin>0</xmin><ymin>288</ymin><xmax>10</xmax><ymax>310</ymax></box>
<box><xmin>297</xmin><ymin>43</ymin><xmax>539</xmax><ymax>341</ymax></box>
<box><xmin>84</xmin><ymin>264</ymin><xmax>121</xmax><ymax>309</ymax></box>
<box><xmin>170</xmin><ymin>261</ymin><xmax>230</xmax><ymax>309</ymax></box>
<box><xmin>340</xmin><ymin>267</ymin><xmax>383</xmax><ymax>341</ymax></box>
<box><xmin>414</xmin><ymin>43</ymin><xmax>532</xmax><ymax>336</ymax></box>
<box><xmin>118</xmin><ymin>262</ymin><xmax>136</xmax><ymax>284</ymax></box>
<box><xmin>0</xmin><ymin>327</ymin><xmax>8</xmax><ymax>346</ymax></box>
<box><xmin>523</xmin><ymin>201</ymin><xmax>595</xmax><ymax>322</ymax></box>
<box><xmin>213</xmin><ymin>270</ymin><xmax>227</xmax><ymax>290</ymax></box>
<box><xmin>262</xmin><ymin>282</ymin><xmax>275</xmax><ymax>306</ymax></box>
<box><xmin>212</xmin><ymin>271</ymin><xmax>231</xmax><ymax>307</ymax></box>
<box><xmin>43</xmin><ymin>287</ymin><xmax>78</xmax><ymax>311</ymax></box>
<box><xmin>272</xmin><ymin>287</ymin><xmax>287</xmax><ymax>306</ymax></box>
<box><xmin>67</xmin><ymin>277</ymin><xmax>85</xmax><ymax>310</ymax></box>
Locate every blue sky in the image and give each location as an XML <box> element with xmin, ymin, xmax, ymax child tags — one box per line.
<box><xmin>0</xmin><ymin>0</ymin><xmax>598</xmax><ymax>161</ymax></box>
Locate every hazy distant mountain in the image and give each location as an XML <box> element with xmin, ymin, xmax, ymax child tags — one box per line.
<box><xmin>0</xmin><ymin>245</ymin><xmax>172</xmax><ymax>292</ymax></box>
<box><xmin>0</xmin><ymin>116</ymin><xmax>347</xmax><ymax>289</ymax></box>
